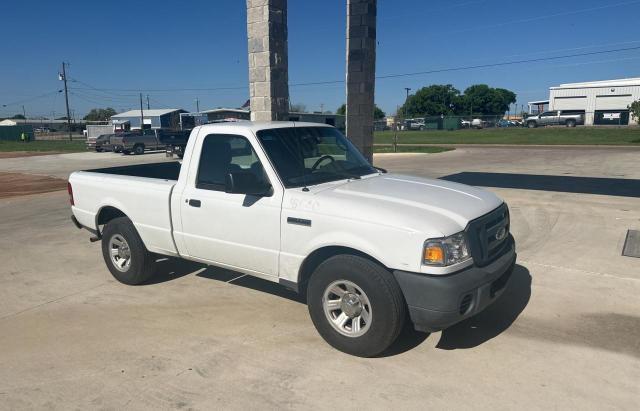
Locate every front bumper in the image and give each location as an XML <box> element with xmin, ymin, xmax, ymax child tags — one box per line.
<box><xmin>394</xmin><ymin>236</ymin><xmax>516</xmax><ymax>333</ymax></box>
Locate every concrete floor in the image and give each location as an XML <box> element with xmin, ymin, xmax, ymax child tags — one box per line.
<box><xmin>1</xmin><ymin>148</ymin><xmax>639</xmax><ymax>409</ymax></box>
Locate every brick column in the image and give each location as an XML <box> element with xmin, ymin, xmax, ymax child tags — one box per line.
<box><xmin>247</xmin><ymin>0</ymin><xmax>290</xmax><ymax>121</ymax></box>
<box><xmin>346</xmin><ymin>0</ymin><xmax>377</xmax><ymax>163</ymax></box>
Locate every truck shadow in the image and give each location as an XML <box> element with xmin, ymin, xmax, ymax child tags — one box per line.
<box><xmin>143</xmin><ymin>258</ymin><xmax>207</xmax><ymax>285</ymax></box>
<box><xmin>441</xmin><ymin>172</ymin><xmax>640</xmax><ymax>198</ymax></box>
<box><xmin>436</xmin><ymin>264</ymin><xmax>532</xmax><ymax>350</ymax></box>
<box><xmin>147</xmin><ymin>259</ymin><xmax>531</xmax><ymax>355</ymax></box>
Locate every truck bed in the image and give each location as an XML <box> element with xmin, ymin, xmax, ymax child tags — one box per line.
<box><xmin>70</xmin><ymin>162</ymin><xmax>181</xmax><ymax>257</ymax></box>
<box><xmin>87</xmin><ymin>161</ymin><xmax>181</xmax><ymax>181</ymax></box>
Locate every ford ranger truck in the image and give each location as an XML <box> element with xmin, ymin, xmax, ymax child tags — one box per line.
<box><xmin>69</xmin><ymin>122</ymin><xmax>516</xmax><ymax>357</ymax></box>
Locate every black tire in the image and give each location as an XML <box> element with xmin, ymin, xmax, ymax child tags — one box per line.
<box><xmin>307</xmin><ymin>254</ymin><xmax>406</xmax><ymax>357</ymax></box>
<box><xmin>566</xmin><ymin>119</ymin><xmax>576</xmax><ymax>128</ymax></box>
<box><xmin>527</xmin><ymin>121</ymin><xmax>537</xmax><ymax>128</ymax></box>
<box><xmin>122</xmin><ymin>150</ymin><xmax>130</xmax><ymax>155</ymax></box>
<box><xmin>133</xmin><ymin>144</ymin><xmax>145</xmax><ymax>155</ymax></box>
<box><xmin>101</xmin><ymin>217</ymin><xmax>155</xmax><ymax>285</ymax></box>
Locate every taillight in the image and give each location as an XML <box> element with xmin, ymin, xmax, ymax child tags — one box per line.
<box><xmin>67</xmin><ymin>182</ymin><xmax>74</xmax><ymax>206</ymax></box>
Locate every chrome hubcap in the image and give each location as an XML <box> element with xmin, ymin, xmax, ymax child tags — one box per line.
<box><xmin>109</xmin><ymin>234</ymin><xmax>131</xmax><ymax>272</ymax></box>
<box><xmin>322</xmin><ymin>280</ymin><xmax>372</xmax><ymax>337</ymax></box>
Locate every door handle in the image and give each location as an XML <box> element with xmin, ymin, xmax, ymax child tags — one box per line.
<box><xmin>188</xmin><ymin>199</ymin><xmax>201</xmax><ymax>207</ymax></box>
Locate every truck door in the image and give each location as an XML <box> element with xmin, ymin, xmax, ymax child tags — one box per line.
<box><xmin>541</xmin><ymin>111</ymin><xmax>556</xmax><ymax>125</ymax></box>
<box><xmin>178</xmin><ymin>133</ymin><xmax>282</xmax><ymax>277</ymax></box>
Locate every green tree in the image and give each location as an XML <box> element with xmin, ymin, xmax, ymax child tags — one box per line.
<box><xmin>336</xmin><ymin>104</ymin><xmax>385</xmax><ymax>119</ymax></box>
<box><xmin>399</xmin><ymin>84</ymin><xmax>463</xmax><ymax>118</ymax></box>
<box><xmin>399</xmin><ymin>84</ymin><xmax>517</xmax><ymax>117</ymax></box>
<box><xmin>462</xmin><ymin>85</ymin><xmax>516</xmax><ymax>115</ymax></box>
<box><xmin>629</xmin><ymin>100</ymin><xmax>640</xmax><ymax>123</ymax></box>
<box><xmin>11</xmin><ymin>114</ymin><xmax>26</xmax><ymax>119</ymax></box>
<box><xmin>373</xmin><ymin>105</ymin><xmax>386</xmax><ymax>120</ymax></box>
<box><xmin>83</xmin><ymin>107</ymin><xmax>117</xmax><ymax>122</ymax></box>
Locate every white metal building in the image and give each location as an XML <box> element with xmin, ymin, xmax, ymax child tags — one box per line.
<box><xmin>549</xmin><ymin>77</ymin><xmax>640</xmax><ymax>126</ymax></box>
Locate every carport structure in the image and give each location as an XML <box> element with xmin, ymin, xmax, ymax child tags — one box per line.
<box><xmin>246</xmin><ymin>0</ymin><xmax>377</xmax><ymax>161</ymax></box>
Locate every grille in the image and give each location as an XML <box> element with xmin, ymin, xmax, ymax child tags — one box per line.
<box><xmin>459</xmin><ymin>294</ymin><xmax>473</xmax><ymax>315</ymax></box>
<box><xmin>466</xmin><ymin>204</ymin><xmax>510</xmax><ymax>267</ymax></box>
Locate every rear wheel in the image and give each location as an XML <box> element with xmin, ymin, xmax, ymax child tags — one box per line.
<box><xmin>133</xmin><ymin>144</ymin><xmax>145</xmax><ymax>155</ymax></box>
<box><xmin>307</xmin><ymin>254</ymin><xmax>406</xmax><ymax>357</ymax></box>
<box><xmin>101</xmin><ymin>217</ymin><xmax>155</xmax><ymax>285</ymax></box>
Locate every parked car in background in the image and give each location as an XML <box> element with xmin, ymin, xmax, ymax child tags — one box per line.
<box><xmin>471</xmin><ymin>118</ymin><xmax>487</xmax><ymax>129</ymax></box>
<box><xmin>87</xmin><ymin>134</ymin><xmax>113</xmax><ymax>152</ymax></box>
<box><xmin>411</xmin><ymin>121</ymin><xmax>426</xmax><ymax>131</ymax></box>
<box><xmin>460</xmin><ymin>119</ymin><xmax>471</xmax><ymax>128</ymax></box>
<box><xmin>69</xmin><ymin>122</ymin><xmax>516</xmax><ymax>357</ymax></box>
<box><xmin>159</xmin><ymin>129</ymin><xmax>191</xmax><ymax>159</ymax></box>
<box><xmin>85</xmin><ymin>125</ymin><xmax>115</xmax><ymax>150</ymax></box>
<box><xmin>110</xmin><ymin>130</ymin><xmax>163</xmax><ymax>155</ymax></box>
<box><xmin>497</xmin><ymin>119</ymin><xmax>517</xmax><ymax>128</ymax></box>
<box><xmin>525</xmin><ymin>110</ymin><xmax>584</xmax><ymax>128</ymax></box>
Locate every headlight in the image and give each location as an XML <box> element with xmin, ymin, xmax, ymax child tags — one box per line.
<box><xmin>423</xmin><ymin>232</ymin><xmax>471</xmax><ymax>266</ymax></box>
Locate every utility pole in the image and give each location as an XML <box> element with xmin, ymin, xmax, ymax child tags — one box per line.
<box><xmin>22</xmin><ymin>105</ymin><xmax>26</xmax><ymax>124</ymax></box>
<box><xmin>195</xmin><ymin>98</ymin><xmax>200</xmax><ymax>114</ymax></box>
<box><xmin>61</xmin><ymin>62</ymin><xmax>72</xmax><ymax>141</ymax></box>
<box><xmin>402</xmin><ymin>87</ymin><xmax>411</xmax><ymax>132</ymax></box>
<box><xmin>146</xmin><ymin>95</ymin><xmax>150</xmax><ymax>110</ymax></box>
<box><xmin>139</xmin><ymin>93</ymin><xmax>145</xmax><ymax>134</ymax></box>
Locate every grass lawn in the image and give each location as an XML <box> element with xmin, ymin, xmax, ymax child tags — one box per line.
<box><xmin>375</xmin><ymin>127</ymin><xmax>640</xmax><ymax>145</ymax></box>
<box><xmin>374</xmin><ymin>145</ymin><xmax>453</xmax><ymax>154</ymax></box>
<box><xmin>0</xmin><ymin>140</ymin><xmax>86</xmax><ymax>152</ymax></box>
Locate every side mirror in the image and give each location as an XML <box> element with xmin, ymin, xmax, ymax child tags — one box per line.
<box><xmin>225</xmin><ymin>171</ymin><xmax>272</xmax><ymax>196</ymax></box>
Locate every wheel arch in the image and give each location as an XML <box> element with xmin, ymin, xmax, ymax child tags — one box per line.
<box><xmin>295</xmin><ymin>245</ymin><xmax>387</xmax><ymax>295</ymax></box>
<box><xmin>95</xmin><ymin>205</ymin><xmax>129</xmax><ymax>234</ymax></box>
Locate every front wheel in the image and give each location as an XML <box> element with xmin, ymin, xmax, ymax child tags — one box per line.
<box><xmin>527</xmin><ymin>121</ymin><xmax>537</xmax><ymax>128</ymax></box>
<box><xmin>101</xmin><ymin>217</ymin><xmax>156</xmax><ymax>285</ymax></box>
<box><xmin>133</xmin><ymin>144</ymin><xmax>145</xmax><ymax>155</ymax></box>
<box><xmin>566</xmin><ymin>119</ymin><xmax>576</xmax><ymax>128</ymax></box>
<box><xmin>307</xmin><ymin>255</ymin><xmax>406</xmax><ymax>357</ymax></box>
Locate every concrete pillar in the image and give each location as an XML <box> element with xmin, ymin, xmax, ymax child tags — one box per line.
<box><xmin>246</xmin><ymin>0</ymin><xmax>290</xmax><ymax>121</ymax></box>
<box><xmin>346</xmin><ymin>0</ymin><xmax>377</xmax><ymax>163</ymax></box>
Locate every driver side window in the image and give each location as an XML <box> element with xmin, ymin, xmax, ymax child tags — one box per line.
<box><xmin>196</xmin><ymin>134</ymin><xmax>268</xmax><ymax>191</ymax></box>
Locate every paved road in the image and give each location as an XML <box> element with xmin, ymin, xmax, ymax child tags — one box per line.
<box><xmin>0</xmin><ymin>148</ymin><xmax>639</xmax><ymax>409</ymax></box>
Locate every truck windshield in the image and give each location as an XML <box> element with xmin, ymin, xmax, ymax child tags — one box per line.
<box><xmin>256</xmin><ymin>126</ymin><xmax>377</xmax><ymax>188</ymax></box>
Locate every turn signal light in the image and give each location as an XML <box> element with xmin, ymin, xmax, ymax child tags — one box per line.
<box><xmin>424</xmin><ymin>245</ymin><xmax>444</xmax><ymax>265</ymax></box>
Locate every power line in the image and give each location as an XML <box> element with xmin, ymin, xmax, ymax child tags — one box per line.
<box><xmin>62</xmin><ymin>45</ymin><xmax>640</xmax><ymax>94</ymax></box>
<box><xmin>1</xmin><ymin>90</ymin><xmax>61</xmax><ymax>108</ymax></box>
<box><xmin>375</xmin><ymin>45</ymin><xmax>640</xmax><ymax>80</ymax></box>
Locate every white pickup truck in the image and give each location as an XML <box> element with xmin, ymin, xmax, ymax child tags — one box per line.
<box><xmin>69</xmin><ymin>122</ymin><xmax>515</xmax><ymax>357</ymax></box>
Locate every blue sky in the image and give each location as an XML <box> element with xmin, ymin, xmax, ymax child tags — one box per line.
<box><xmin>1</xmin><ymin>0</ymin><xmax>639</xmax><ymax>118</ymax></box>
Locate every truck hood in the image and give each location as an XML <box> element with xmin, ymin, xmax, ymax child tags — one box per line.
<box><xmin>306</xmin><ymin>173</ymin><xmax>503</xmax><ymax>237</ymax></box>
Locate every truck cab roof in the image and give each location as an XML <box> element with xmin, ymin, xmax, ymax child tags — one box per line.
<box><xmin>195</xmin><ymin>121</ymin><xmax>333</xmax><ymax>135</ymax></box>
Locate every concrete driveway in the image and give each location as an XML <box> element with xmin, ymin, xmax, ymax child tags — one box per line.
<box><xmin>0</xmin><ymin>147</ymin><xmax>639</xmax><ymax>409</ymax></box>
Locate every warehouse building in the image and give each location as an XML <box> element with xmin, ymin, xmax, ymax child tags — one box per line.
<box><xmin>111</xmin><ymin>108</ymin><xmax>187</xmax><ymax>130</ymax></box>
<box><xmin>548</xmin><ymin>77</ymin><xmax>640</xmax><ymax>126</ymax></box>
